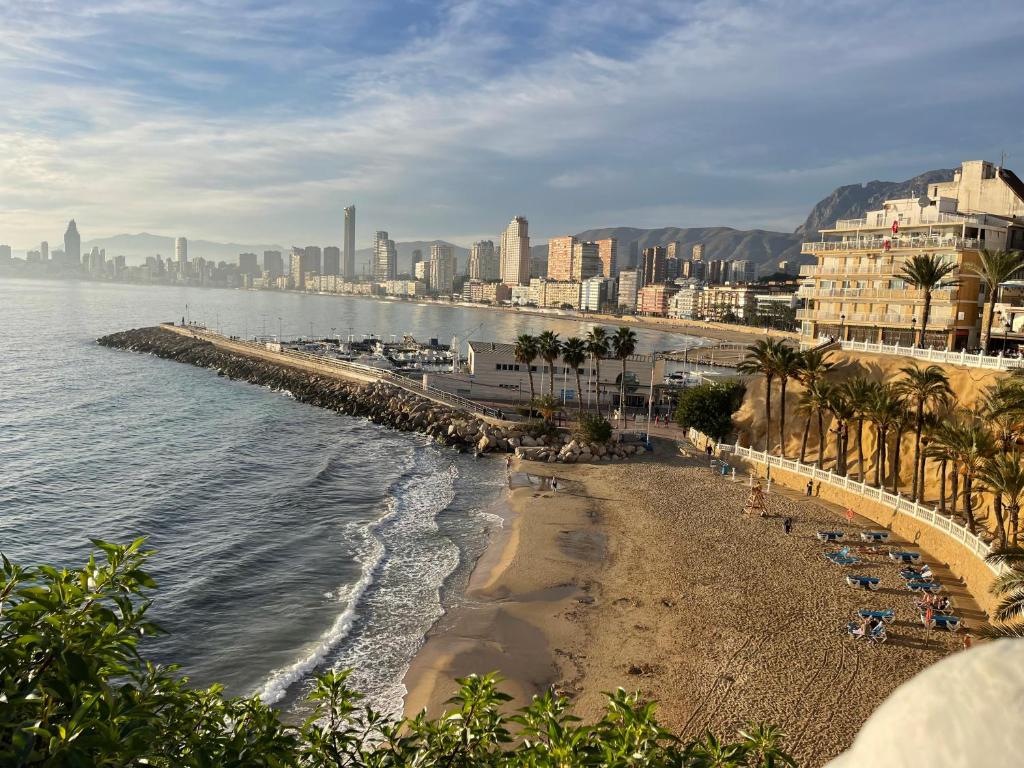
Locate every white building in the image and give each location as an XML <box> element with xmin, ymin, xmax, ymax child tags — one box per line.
<box><xmin>581</xmin><ymin>276</ymin><xmax>615</xmax><ymax>312</ymax></box>
<box><xmin>468</xmin><ymin>240</ymin><xmax>498</xmax><ymax>281</ymax></box>
<box><xmin>373</xmin><ymin>231</ymin><xmax>397</xmax><ymax>282</ymax></box>
<box><xmin>500</xmin><ymin>216</ymin><xmax>530</xmax><ymax>286</ymax></box>
<box><xmin>175</xmin><ymin>236</ymin><xmax>187</xmax><ymax>265</ymax></box>
<box><xmin>669</xmin><ymin>285</ymin><xmax>704</xmax><ymax>319</ymax></box>
<box><xmin>428</xmin><ymin>243</ymin><xmax>455</xmax><ymax>295</ymax></box>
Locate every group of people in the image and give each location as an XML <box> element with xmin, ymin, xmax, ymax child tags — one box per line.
<box><xmin>850</xmin><ymin>614</ymin><xmax>884</xmax><ymax>639</ymax></box>
<box><xmin>917</xmin><ymin>592</ymin><xmax>952</xmax><ymax>614</ymax></box>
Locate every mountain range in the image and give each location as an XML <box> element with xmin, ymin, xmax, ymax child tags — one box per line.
<box><xmin>78</xmin><ymin>167</ymin><xmax>959</xmax><ymax>275</ymax></box>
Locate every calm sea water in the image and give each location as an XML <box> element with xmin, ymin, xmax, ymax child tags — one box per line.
<box><xmin>0</xmin><ymin>278</ymin><xmax>700</xmax><ymax>714</ymax></box>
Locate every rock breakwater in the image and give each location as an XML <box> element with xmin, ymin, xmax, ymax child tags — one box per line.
<box><xmin>98</xmin><ymin>327</ymin><xmax>644</xmax><ymax>462</ymax></box>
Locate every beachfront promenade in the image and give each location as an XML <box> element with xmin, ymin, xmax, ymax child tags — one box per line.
<box><xmin>688</xmin><ymin>427</ymin><xmax>1002</xmax><ymax>615</ymax></box>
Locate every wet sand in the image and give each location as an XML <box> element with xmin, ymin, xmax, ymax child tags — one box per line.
<box><xmin>402</xmin><ymin>445</ymin><xmax>982</xmax><ymax>766</ymax></box>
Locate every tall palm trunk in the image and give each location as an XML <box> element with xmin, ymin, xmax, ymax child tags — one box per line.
<box><xmin>548</xmin><ymin>360</ymin><xmax>556</xmax><ymax>397</ymax></box>
<box><xmin>856</xmin><ymin>419</ymin><xmax>865</xmax><ymax>482</ymax></box>
<box><xmin>816</xmin><ymin>408</ymin><xmax>825</xmax><ymax>469</ymax></box>
<box><xmin>963</xmin><ymin>474</ymin><xmax>977</xmax><ymax>533</ymax></box>
<box><xmin>874</xmin><ymin>426</ymin><xmax>886</xmax><ymax>487</ymax></box>
<box><xmin>911</xmin><ymin>405</ymin><xmax>924</xmax><ymax>500</ymax></box>
<box><xmin>919</xmin><ymin>289</ymin><xmax>932</xmax><ymax>348</ymax></box>
<box><xmin>779</xmin><ymin>377</ymin><xmax>789</xmax><ymax>458</ymax></box>
<box><xmin>1011</xmin><ymin>503</ymin><xmax>1020</xmax><ymax>547</ymax></box>
<box><xmin>833</xmin><ymin>424</ymin><xmax>843</xmax><ymax>473</ymax></box>
<box><xmin>527</xmin><ymin>368</ymin><xmax>536</xmax><ymax>404</ymax></box>
<box><xmin>994</xmin><ymin>494</ymin><xmax>1008</xmax><ymax>549</ymax></box>
<box><xmin>982</xmin><ymin>292</ymin><xmax>998</xmax><ymax>354</ymax></box>
<box><xmin>917</xmin><ymin>450</ymin><xmax>927</xmax><ymax>503</ymax></box>
<box><xmin>800</xmin><ymin>413</ymin><xmax>812</xmax><ymax>463</ymax></box>
<box><xmin>592</xmin><ymin>358</ymin><xmax>601</xmax><ymax>413</ymax></box>
<box><xmin>763</xmin><ymin>376</ymin><xmax>773</xmax><ymax>453</ymax></box>
<box><xmin>574</xmin><ymin>369</ymin><xmax>584</xmax><ymax>417</ymax></box>
<box><xmin>939</xmin><ymin>459</ymin><xmax>947</xmax><ymax>512</ymax></box>
<box><xmin>890</xmin><ymin>430</ymin><xmax>904</xmax><ymax>494</ymax></box>
<box><xmin>619</xmin><ymin>358</ymin><xmax>627</xmax><ymax>427</ymax></box>
<box><xmin>950</xmin><ymin>464</ymin><xmax>959</xmax><ymax>517</ymax></box>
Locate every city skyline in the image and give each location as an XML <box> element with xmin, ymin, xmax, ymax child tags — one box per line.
<box><xmin>3</xmin><ymin>1</ymin><xmax>1023</xmax><ymax>249</ymax></box>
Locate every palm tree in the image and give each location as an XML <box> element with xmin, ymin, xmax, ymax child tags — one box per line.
<box><xmin>899</xmin><ymin>254</ymin><xmax>958</xmax><ymax>348</ymax></box>
<box><xmin>798</xmin><ymin>379</ymin><xmax>833</xmax><ymax>469</ymax></box>
<box><xmin>866</xmin><ymin>384</ymin><xmax>900</xmax><ymax>488</ymax></box>
<box><xmin>889</xmin><ymin>408</ymin><xmax>914</xmax><ymax>494</ymax></box>
<box><xmin>796</xmin><ymin>349</ymin><xmax>834</xmax><ymax>463</ymax></box>
<box><xmin>926</xmin><ymin>421</ymin><xmax>959</xmax><ymax>517</ymax></box>
<box><xmin>984</xmin><ymin>547</ymin><xmax>1024</xmax><ymax>627</ymax></box>
<box><xmin>773</xmin><ymin>344</ymin><xmax>802</xmax><ymax>458</ymax></box>
<box><xmin>978</xmin><ymin>453</ymin><xmax>1024</xmax><ymax>549</ymax></box>
<box><xmin>610</xmin><ymin>327</ymin><xmax>637</xmax><ymax>428</ymax></box>
<box><xmin>586</xmin><ymin>326</ymin><xmax>610</xmax><ymax>413</ymax></box>
<box><xmin>980</xmin><ymin>378</ymin><xmax>1024</xmax><ymax>453</ymax></box>
<box><xmin>738</xmin><ymin>339</ymin><xmax>780</xmax><ymax>453</ymax></box>
<box><xmin>966</xmin><ymin>248</ymin><xmax>1024</xmax><ymax>353</ymax></box>
<box><xmin>948</xmin><ymin>417</ymin><xmax>997</xmax><ymax>534</ymax></box>
<box><xmin>893</xmin><ymin>364</ymin><xmax>953</xmax><ymax>501</ymax></box>
<box><xmin>536</xmin><ymin>331</ymin><xmax>561</xmax><ymax>397</ymax></box>
<box><xmin>514</xmin><ymin>334</ymin><xmax>539</xmax><ymax>405</ymax></box>
<box><xmin>561</xmin><ymin>337</ymin><xmax>587</xmax><ymax>418</ymax></box>
<box><xmin>842</xmin><ymin>376</ymin><xmax>874</xmax><ymax>483</ymax></box>
<box><xmin>827</xmin><ymin>387</ymin><xmax>855</xmax><ymax>475</ymax></box>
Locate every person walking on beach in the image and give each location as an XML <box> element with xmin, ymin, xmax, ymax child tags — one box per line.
<box><xmin>806</xmin><ymin>480</ymin><xmax>813</xmax><ymax>497</ymax></box>
<box><xmin>783</xmin><ymin>517</ymin><xmax>793</xmax><ymax>534</ymax></box>
<box><xmin>705</xmin><ymin>443</ymin><xmax>713</xmax><ymax>459</ymax></box>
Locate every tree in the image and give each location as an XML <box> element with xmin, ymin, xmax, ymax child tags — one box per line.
<box><xmin>0</xmin><ymin>541</ymin><xmax>797</xmax><ymax>766</ymax></box>
<box><xmin>945</xmin><ymin>416</ymin><xmax>997</xmax><ymax>534</ymax></box>
<box><xmin>586</xmin><ymin>326</ymin><xmax>610</xmax><ymax>413</ymax></box>
<box><xmin>889</xmin><ymin>408</ymin><xmax>914</xmax><ymax>494</ymax></box>
<box><xmin>610</xmin><ymin>326</ymin><xmax>638</xmax><ymax>427</ymax></box>
<box><xmin>514</xmin><ymin>334</ymin><xmax>539</xmax><ymax>404</ymax></box>
<box><xmin>561</xmin><ymin>336</ymin><xmax>587</xmax><ymax>417</ymax></box>
<box><xmin>795</xmin><ymin>349</ymin><xmax>834</xmax><ymax>463</ymax></box>
<box><xmin>899</xmin><ymin>254</ymin><xmax>958</xmax><ymax>347</ymax></box>
<box><xmin>866</xmin><ymin>384</ymin><xmax>900</xmax><ymax>488</ymax></box>
<box><xmin>738</xmin><ymin>339</ymin><xmax>780</xmax><ymax>453</ymax></box>
<box><xmin>772</xmin><ymin>344</ymin><xmax>802</xmax><ymax>459</ymax></box>
<box><xmin>842</xmin><ymin>376</ymin><xmax>875</xmax><ymax>483</ymax></box>
<box><xmin>536</xmin><ymin>330</ymin><xmax>562</xmax><ymax>397</ymax></box>
<box><xmin>966</xmin><ymin>249</ymin><xmax>1024</xmax><ymax>353</ymax></box>
<box><xmin>983</xmin><ymin>546</ymin><xmax>1024</xmax><ymax>630</ymax></box>
<box><xmin>827</xmin><ymin>386</ymin><xmax>855</xmax><ymax>475</ymax></box>
<box><xmin>978</xmin><ymin>453</ymin><xmax>1024</xmax><ymax>549</ymax></box>
<box><xmin>674</xmin><ymin>381</ymin><xmax>747</xmax><ymax>442</ymax></box>
<box><xmin>893</xmin><ymin>364</ymin><xmax>952</xmax><ymax>500</ymax></box>
<box><xmin>798</xmin><ymin>380</ymin><xmax>833</xmax><ymax>469</ymax></box>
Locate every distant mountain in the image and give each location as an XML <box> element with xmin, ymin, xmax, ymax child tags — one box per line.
<box><xmin>354</xmin><ymin>240</ymin><xmax>470</xmax><ymax>276</ymax></box>
<box><xmin>795</xmin><ymin>169</ymin><xmax>955</xmax><ymax>238</ymax></box>
<box><xmin>82</xmin><ymin>233</ymin><xmax>283</xmax><ymax>265</ymax></box>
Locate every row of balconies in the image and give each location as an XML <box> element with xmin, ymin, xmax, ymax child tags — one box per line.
<box><xmin>801</xmin><ymin>235</ymin><xmax>983</xmax><ymax>254</ymax></box>
<box><xmin>796</xmin><ymin>287</ymin><xmax>959</xmax><ymax>302</ymax></box>
<box><xmin>830</xmin><ymin>212</ymin><xmax>980</xmax><ymax>231</ymax></box>
<box><xmin>797</xmin><ymin>308</ymin><xmax>955</xmax><ymax>326</ymax></box>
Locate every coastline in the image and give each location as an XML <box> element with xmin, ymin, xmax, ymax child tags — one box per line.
<box><xmin>401</xmin><ymin>444</ymin><xmax>983</xmax><ymax>766</ymax></box>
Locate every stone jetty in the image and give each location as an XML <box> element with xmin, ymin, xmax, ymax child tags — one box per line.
<box><xmin>98</xmin><ymin>327</ymin><xmax>644</xmax><ymax>463</ymax></box>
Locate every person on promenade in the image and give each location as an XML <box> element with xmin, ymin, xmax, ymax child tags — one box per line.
<box><xmin>705</xmin><ymin>443</ymin><xmax>713</xmax><ymax>459</ymax></box>
<box><xmin>806</xmin><ymin>480</ymin><xmax>813</xmax><ymax>496</ymax></box>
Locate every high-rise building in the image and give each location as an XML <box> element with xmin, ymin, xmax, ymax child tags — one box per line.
<box><xmin>731</xmin><ymin>259</ymin><xmax>755</xmax><ymax>283</ymax></box>
<box><xmin>500</xmin><ymin>216</ymin><xmax>530</xmax><ymax>286</ymax></box>
<box><xmin>239</xmin><ymin>252</ymin><xmax>259</xmax><ymax>277</ymax></box>
<box><xmin>691</xmin><ymin>243</ymin><xmax>704</xmax><ymax>261</ymax></box>
<box><xmin>64</xmin><ymin>220</ymin><xmax>81</xmax><ymax>268</ymax></box>
<box><xmin>411</xmin><ymin>249</ymin><xmax>423</xmax><ymax>270</ymax></box>
<box><xmin>40</xmin><ymin>241</ymin><xmax>48</xmax><ymax>261</ymax></box>
<box><xmin>595</xmin><ymin>238</ymin><xmax>617</xmax><ymax>277</ymax></box>
<box><xmin>303</xmin><ymin>245</ymin><xmax>322</xmax><ymax>275</ymax></box>
<box><xmin>373</xmin><ymin>231</ymin><xmax>397</xmax><ymax>282</ymax></box>
<box><xmin>175</xmin><ymin>236</ymin><xmax>187</xmax><ymax>265</ymax></box>
<box><xmin>468</xmin><ymin>240</ymin><xmax>497</xmax><ymax>281</ymax></box>
<box><xmin>263</xmin><ymin>250</ymin><xmax>284</xmax><ymax>279</ymax></box>
<box><xmin>343</xmin><ymin>205</ymin><xmax>356</xmax><ymax>279</ymax></box>
<box><xmin>547</xmin><ymin>236</ymin><xmax>600</xmax><ymax>282</ymax></box>
<box><xmin>617</xmin><ymin>270</ymin><xmax>641</xmax><ymax>311</ymax></box>
<box><xmin>666</xmin><ymin>241</ymin><xmax>684</xmax><ymax>261</ymax></box>
<box><xmin>0</xmin><ymin>245</ymin><xmax>11</xmax><ymax>262</ymax></box>
<box><xmin>290</xmin><ymin>247</ymin><xmax>305</xmax><ymax>289</ymax></box>
<box><xmin>681</xmin><ymin>259</ymin><xmax>706</xmax><ymax>281</ymax></box>
<box><xmin>640</xmin><ymin>246</ymin><xmax>667</xmax><ymax>286</ymax></box>
<box><xmin>428</xmin><ymin>243</ymin><xmax>456</xmax><ymax>295</ymax></box>
<box><xmin>323</xmin><ymin>246</ymin><xmax>341</xmax><ymax>276</ymax></box>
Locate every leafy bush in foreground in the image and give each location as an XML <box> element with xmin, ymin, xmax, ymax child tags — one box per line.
<box><xmin>575</xmin><ymin>413</ymin><xmax>614</xmax><ymax>444</ymax></box>
<box><xmin>674</xmin><ymin>381</ymin><xmax>747</xmax><ymax>442</ymax></box>
<box><xmin>0</xmin><ymin>541</ymin><xmax>795</xmax><ymax>766</ymax></box>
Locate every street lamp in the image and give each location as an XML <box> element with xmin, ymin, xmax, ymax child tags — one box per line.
<box><xmin>278</xmin><ymin>316</ymin><xmax>283</xmax><ymax>343</ymax></box>
<box><xmin>645</xmin><ymin>351</ymin><xmax>660</xmax><ymax>445</ymax></box>
<box><xmin>911</xmin><ymin>316</ymin><xmax>918</xmax><ymax>348</ymax></box>
<box><xmin>839</xmin><ymin>313</ymin><xmax>845</xmax><ymax>342</ymax></box>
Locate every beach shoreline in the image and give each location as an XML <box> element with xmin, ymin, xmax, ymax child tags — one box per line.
<box><xmin>400</xmin><ymin>443</ymin><xmax>983</xmax><ymax>766</ymax></box>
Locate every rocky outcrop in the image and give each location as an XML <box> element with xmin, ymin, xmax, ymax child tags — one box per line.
<box><xmin>98</xmin><ymin>327</ymin><xmax>643</xmax><ymax>462</ymax></box>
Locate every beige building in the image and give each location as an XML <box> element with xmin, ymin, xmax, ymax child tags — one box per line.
<box><xmin>468</xmin><ymin>240</ymin><xmax>498</xmax><ymax>281</ymax></box>
<box><xmin>701</xmin><ymin>285</ymin><xmax>758</xmax><ymax>321</ymax></box>
<box><xmin>547</xmin><ymin>236</ymin><xmax>601</xmax><ymax>282</ymax></box>
<box><xmin>464</xmin><ymin>279</ymin><xmax>512</xmax><ymax>304</ymax></box>
<box><xmin>384</xmin><ymin>279</ymin><xmax>425</xmax><ymax>297</ymax></box>
<box><xmin>466</xmin><ymin>340</ymin><xmax>665</xmax><ymax>408</ymax></box>
<box><xmin>528</xmin><ymin>278</ymin><xmax>581</xmax><ymax>309</ymax></box>
<box><xmin>595</xmin><ymin>238</ymin><xmax>617</xmax><ymax>277</ymax></box>
<box><xmin>637</xmin><ymin>284</ymin><xmax>677</xmax><ymax>316</ymax></box>
<box><xmin>428</xmin><ymin>243</ymin><xmax>455</xmax><ymax>295</ymax></box>
<box><xmin>669</xmin><ymin>285</ymin><xmax>704</xmax><ymax>319</ymax></box>
<box><xmin>500</xmin><ymin>216</ymin><xmax>531</xmax><ymax>286</ymax></box>
<box><xmin>799</xmin><ymin>160</ymin><xmax>1024</xmax><ymax>349</ymax></box>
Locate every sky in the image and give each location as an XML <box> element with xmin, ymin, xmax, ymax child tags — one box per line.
<box><xmin>2</xmin><ymin>0</ymin><xmax>1024</xmax><ymax>251</ymax></box>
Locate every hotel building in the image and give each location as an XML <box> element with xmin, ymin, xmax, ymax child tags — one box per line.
<box><xmin>547</xmin><ymin>236</ymin><xmax>600</xmax><ymax>282</ymax></box>
<box><xmin>500</xmin><ymin>216</ymin><xmax>531</xmax><ymax>286</ymax></box>
<box><xmin>799</xmin><ymin>160</ymin><xmax>1024</xmax><ymax>349</ymax></box>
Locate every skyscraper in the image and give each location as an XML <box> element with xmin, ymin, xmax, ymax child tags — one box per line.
<box><xmin>304</xmin><ymin>245</ymin><xmax>322</xmax><ymax>275</ymax></box>
<box><xmin>290</xmin><ymin>247</ymin><xmax>305</xmax><ymax>289</ymax></box>
<box><xmin>0</xmin><ymin>245</ymin><xmax>11</xmax><ymax>262</ymax></box>
<box><xmin>238</xmin><ymin>252</ymin><xmax>259</xmax><ymax>277</ymax></box>
<box><xmin>323</xmin><ymin>246</ymin><xmax>341</xmax><ymax>276</ymax></box>
<box><xmin>373</xmin><ymin>231</ymin><xmax>397</xmax><ymax>282</ymax></box>
<box><xmin>691</xmin><ymin>243</ymin><xmax>704</xmax><ymax>262</ymax></box>
<box><xmin>263</xmin><ymin>250</ymin><xmax>284</xmax><ymax>279</ymax></box>
<box><xmin>428</xmin><ymin>243</ymin><xmax>455</xmax><ymax>295</ymax></box>
<box><xmin>343</xmin><ymin>205</ymin><xmax>356</xmax><ymax>280</ymax></box>
<box><xmin>640</xmin><ymin>246</ymin><xmax>667</xmax><ymax>286</ymax></box>
<box><xmin>595</xmin><ymin>238</ymin><xmax>617</xmax><ymax>277</ymax></box>
<box><xmin>500</xmin><ymin>216</ymin><xmax>530</xmax><ymax>286</ymax></box>
<box><xmin>64</xmin><ymin>220</ymin><xmax>81</xmax><ymax>268</ymax></box>
<box><xmin>546</xmin><ymin>236</ymin><xmax>575</xmax><ymax>281</ymax></box>
<box><xmin>40</xmin><ymin>241</ymin><xmax>48</xmax><ymax>262</ymax></box>
<box><xmin>411</xmin><ymin>249</ymin><xmax>423</xmax><ymax>270</ymax></box>
<box><xmin>468</xmin><ymin>240</ymin><xmax>497</xmax><ymax>280</ymax></box>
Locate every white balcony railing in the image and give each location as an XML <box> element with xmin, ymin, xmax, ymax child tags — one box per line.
<box><xmin>798</xmin><ymin>287</ymin><xmax>958</xmax><ymax>302</ymax></box>
<box><xmin>801</xmin><ymin>236</ymin><xmax>983</xmax><ymax>254</ymax></box>
<box><xmin>816</xmin><ymin>338</ymin><xmax>1024</xmax><ymax>371</ymax></box>
<box><xmin>828</xmin><ymin>211</ymin><xmax>980</xmax><ymax>231</ymax></box>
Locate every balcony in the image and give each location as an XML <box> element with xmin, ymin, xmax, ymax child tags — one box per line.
<box><xmin>797</xmin><ymin>287</ymin><xmax>959</xmax><ymax>303</ymax></box>
<box><xmin>827</xmin><ymin>212</ymin><xmax>981</xmax><ymax>231</ymax></box>
<box><xmin>798</xmin><ymin>309</ymin><xmax>953</xmax><ymax>327</ymax></box>
<box><xmin>801</xmin><ymin>235</ymin><xmax>983</xmax><ymax>254</ymax></box>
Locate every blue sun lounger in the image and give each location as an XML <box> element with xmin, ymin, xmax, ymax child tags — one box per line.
<box><xmin>923</xmin><ymin>614</ymin><xmax>961</xmax><ymax>632</ymax></box>
<box><xmin>858</xmin><ymin>609</ymin><xmax>895</xmax><ymax>623</ymax></box>
<box><xmin>860</xmin><ymin>530</ymin><xmax>890</xmax><ymax>542</ymax></box>
<box><xmin>907</xmin><ymin>580</ymin><xmax>942</xmax><ymax>593</ymax></box>
<box><xmin>817</xmin><ymin>531</ymin><xmax>844</xmax><ymax>542</ymax></box>
<box><xmin>888</xmin><ymin>550</ymin><xmax>921</xmax><ymax>563</ymax></box>
<box><xmin>900</xmin><ymin>565</ymin><xmax>933</xmax><ymax>581</ymax></box>
<box><xmin>846</xmin><ymin>575</ymin><xmax>881</xmax><ymax>590</ymax></box>
<box><xmin>847</xmin><ymin>621</ymin><xmax>887</xmax><ymax>642</ymax></box>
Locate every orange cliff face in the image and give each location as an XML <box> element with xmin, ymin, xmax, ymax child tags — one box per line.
<box><xmin>731</xmin><ymin>349</ymin><xmax>1007</xmax><ymax>535</ymax></box>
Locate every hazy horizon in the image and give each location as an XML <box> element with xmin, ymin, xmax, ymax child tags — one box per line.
<box><xmin>3</xmin><ymin>1</ymin><xmax>1023</xmax><ymax>250</ymax></box>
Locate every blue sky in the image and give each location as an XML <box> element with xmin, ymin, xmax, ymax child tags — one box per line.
<box><xmin>2</xmin><ymin>0</ymin><xmax>1023</xmax><ymax>250</ymax></box>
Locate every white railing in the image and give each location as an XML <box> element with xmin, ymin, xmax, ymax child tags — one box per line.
<box><xmin>822</xmin><ymin>338</ymin><xmax>1024</xmax><ymax>371</ymax></box>
<box><xmin>687</xmin><ymin>427</ymin><xmax>1000</xmax><ymax>574</ymax></box>
<box><xmin>798</xmin><ymin>287</ymin><xmax>958</xmax><ymax>302</ymax></box>
<box><xmin>801</xmin><ymin>236</ymin><xmax>982</xmax><ymax>254</ymax></box>
<box><xmin>830</xmin><ymin>212</ymin><xmax>979</xmax><ymax>231</ymax></box>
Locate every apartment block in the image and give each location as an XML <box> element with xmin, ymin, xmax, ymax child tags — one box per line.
<box><xmin>595</xmin><ymin>238</ymin><xmax>617</xmax><ymax>277</ymax></box>
<box><xmin>617</xmin><ymin>269</ymin><xmax>640</xmax><ymax>311</ymax></box>
<box><xmin>637</xmin><ymin>283</ymin><xmax>678</xmax><ymax>317</ymax></box>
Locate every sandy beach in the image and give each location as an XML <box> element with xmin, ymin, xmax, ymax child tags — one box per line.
<box><xmin>402</xmin><ymin>443</ymin><xmax>982</xmax><ymax>766</ymax></box>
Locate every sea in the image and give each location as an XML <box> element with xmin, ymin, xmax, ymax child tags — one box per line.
<box><xmin>0</xmin><ymin>277</ymin><xmax>704</xmax><ymax>716</ymax></box>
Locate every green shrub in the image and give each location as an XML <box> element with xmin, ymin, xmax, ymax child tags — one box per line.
<box><xmin>575</xmin><ymin>413</ymin><xmax>613</xmax><ymax>444</ymax></box>
<box><xmin>0</xmin><ymin>541</ymin><xmax>795</xmax><ymax>766</ymax></box>
<box><xmin>674</xmin><ymin>380</ymin><xmax>747</xmax><ymax>441</ymax></box>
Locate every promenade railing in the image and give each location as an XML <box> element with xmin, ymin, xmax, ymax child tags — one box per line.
<box><xmin>686</xmin><ymin>428</ymin><xmax>1000</xmax><ymax>575</ymax></box>
<box><xmin>179</xmin><ymin>327</ymin><xmax>501</xmax><ymax>419</ymax></box>
<box><xmin>816</xmin><ymin>338</ymin><xmax>1024</xmax><ymax>372</ymax></box>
